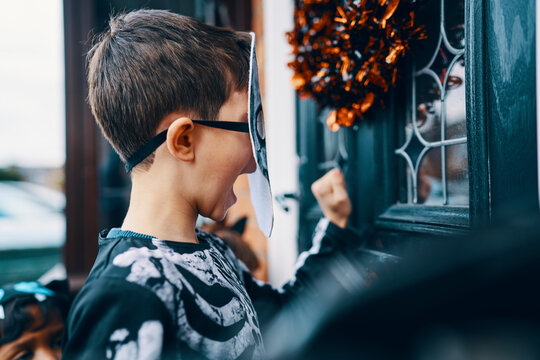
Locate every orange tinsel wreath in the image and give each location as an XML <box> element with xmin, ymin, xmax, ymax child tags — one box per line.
<box><xmin>287</xmin><ymin>0</ymin><xmax>425</xmax><ymax>131</ymax></box>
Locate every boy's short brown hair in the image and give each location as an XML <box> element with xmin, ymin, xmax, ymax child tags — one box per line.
<box><xmin>87</xmin><ymin>9</ymin><xmax>251</xmax><ymax>169</ymax></box>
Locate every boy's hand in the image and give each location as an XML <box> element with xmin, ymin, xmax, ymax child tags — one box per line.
<box><xmin>311</xmin><ymin>168</ymin><xmax>352</xmax><ymax>229</ymax></box>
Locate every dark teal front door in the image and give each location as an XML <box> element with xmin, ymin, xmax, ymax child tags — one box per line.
<box><xmin>295</xmin><ymin>0</ymin><xmax>538</xmax><ymax>254</ymax></box>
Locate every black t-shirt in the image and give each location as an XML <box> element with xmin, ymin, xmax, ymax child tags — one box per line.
<box><xmin>62</xmin><ymin>219</ymin><xmax>358</xmax><ymax>359</ymax></box>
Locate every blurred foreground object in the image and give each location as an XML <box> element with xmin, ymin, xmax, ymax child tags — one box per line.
<box><xmin>265</xmin><ymin>214</ymin><xmax>540</xmax><ymax>360</ymax></box>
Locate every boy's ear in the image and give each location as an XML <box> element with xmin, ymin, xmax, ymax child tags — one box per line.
<box><xmin>166</xmin><ymin>117</ymin><xmax>195</xmax><ymax>161</ymax></box>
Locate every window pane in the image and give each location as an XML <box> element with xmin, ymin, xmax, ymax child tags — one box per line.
<box><xmin>447</xmin><ymin>143</ymin><xmax>469</xmax><ymax>205</ymax></box>
<box><xmin>445</xmin><ymin>56</ymin><xmax>466</xmax><ymax>140</ymax></box>
<box><xmin>416</xmin><ymin>74</ymin><xmax>442</xmax><ymax>142</ymax></box>
<box><xmin>444</xmin><ymin>0</ymin><xmax>465</xmax><ymax>50</ymax></box>
<box><xmin>418</xmin><ymin>148</ymin><xmax>442</xmax><ymax>205</ymax></box>
<box><xmin>414</xmin><ymin>0</ymin><xmax>442</xmax><ymax>70</ymax></box>
<box><xmin>396</xmin><ymin>0</ymin><xmax>467</xmax><ymax>207</ymax></box>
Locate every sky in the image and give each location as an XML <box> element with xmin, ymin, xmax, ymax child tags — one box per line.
<box><xmin>0</xmin><ymin>0</ymin><xmax>65</xmax><ymax>168</ymax></box>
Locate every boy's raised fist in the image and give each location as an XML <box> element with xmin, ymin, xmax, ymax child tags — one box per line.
<box><xmin>311</xmin><ymin>168</ymin><xmax>352</xmax><ymax>229</ymax></box>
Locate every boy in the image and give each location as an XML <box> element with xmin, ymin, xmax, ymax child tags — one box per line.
<box><xmin>63</xmin><ymin>9</ymin><xmax>358</xmax><ymax>359</ymax></box>
<box><xmin>0</xmin><ymin>281</ymin><xmax>70</xmax><ymax>360</ymax></box>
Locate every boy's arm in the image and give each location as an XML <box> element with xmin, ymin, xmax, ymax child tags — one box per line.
<box><xmin>310</xmin><ymin>168</ymin><xmax>352</xmax><ymax>229</ymax></box>
<box><xmin>243</xmin><ymin>218</ymin><xmax>362</xmax><ymax>332</ymax></box>
<box><xmin>62</xmin><ymin>278</ymin><xmax>177</xmax><ymax>359</ymax></box>
<box><xmin>246</xmin><ymin>168</ymin><xmax>357</xmax><ymax>329</ymax></box>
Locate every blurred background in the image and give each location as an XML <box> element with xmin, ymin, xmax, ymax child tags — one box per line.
<box><xmin>0</xmin><ymin>0</ymin><xmax>65</xmax><ymax>284</ymax></box>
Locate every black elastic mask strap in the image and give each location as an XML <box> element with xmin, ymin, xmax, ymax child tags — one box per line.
<box><xmin>125</xmin><ymin>120</ymin><xmax>249</xmax><ymax>173</ymax></box>
<box><xmin>192</xmin><ymin>120</ymin><xmax>249</xmax><ymax>132</ymax></box>
<box><xmin>125</xmin><ymin>129</ymin><xmax>168</xmax><ymax>173</ymax></box>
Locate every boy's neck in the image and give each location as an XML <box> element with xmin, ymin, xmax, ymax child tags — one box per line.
<box><xmin>121</xmin><ymin>172</ymin><xmax>199</xmax><ymax>244</ymax></box>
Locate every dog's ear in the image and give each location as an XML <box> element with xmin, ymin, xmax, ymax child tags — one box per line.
<box><xmin>230</xmin><ymin>217</ymin><xmax>248</xmax><ymax>235</ymax></box>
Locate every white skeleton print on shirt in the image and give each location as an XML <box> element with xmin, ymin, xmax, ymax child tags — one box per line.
<box><xmin>111</xmin><ymin>231</ymin><xmax>264</xmax><ymax>360</ymax></box>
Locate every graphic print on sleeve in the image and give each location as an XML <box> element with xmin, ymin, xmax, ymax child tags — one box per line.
<box><xmin>106</xmin><ymin>321</ymin><xmax>164</xmax><ymax>360</ymax></box>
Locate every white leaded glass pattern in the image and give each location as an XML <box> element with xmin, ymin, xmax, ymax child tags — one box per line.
<box><xmin>395</xmin><ymin>0</ymin><xmax>467</xmax><ymax>205</ymax></box>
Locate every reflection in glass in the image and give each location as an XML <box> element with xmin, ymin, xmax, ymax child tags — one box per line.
<box><xmin>396</xmin><ymin>0</ymin><xmax>467</xmax><ymax>206</ymax></box>
<box><xmin>415</xmin><ymin>74</ymin><xmax>441</xmax><ymax>142</ymax></box>
<box><xmin>403</xmin><ymin>126</ymin><xmax>426</xmax><ymax>170</ymax></box>
<box><xmin>444</xmin><ymin>0</ymin><xmax>465</xmax><ymax>49</ymax></box>
<box><xmin>447</xmin><ymin>143</ymin><xmax>469</xmax><ymax>205</ymax></box>
<box><xmin>430</xmin><ymin>45</ymin><xmax>453</xmax><ymax>84</ymax></box>
<box><xmin>445</xmin><ymin>56</ymin><xmax>466</xmax><ymax>140</ymax></box>
<box><xmin>413</xmin><ymin>0</ymin><xmax>442</xmax><ymax>70</ymax></box>
<box><xmin>405</xmin><ymin>166</ymin><xmax>414</xmax><ymax>204</ymax></box>
<box><xmin>418</xmin><ymin>148</ymin><xmax>442</xmax><ymax>205</ymax></box>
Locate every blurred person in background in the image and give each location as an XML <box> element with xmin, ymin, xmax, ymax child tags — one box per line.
<box><xmin>0</xmin><ymin>281</ymin><xmax>70</xmax><ymax>360</ymax></box>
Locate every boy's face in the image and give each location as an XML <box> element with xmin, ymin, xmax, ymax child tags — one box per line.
<box><xmin>0</xmin><ymin>304</ymin><xmax>64</xmax><ymax>360</ymax></box>
<box><xmin>195</xmin><ymin>90</ymin><xmax>256</xmax><ymax>221</ymax></box>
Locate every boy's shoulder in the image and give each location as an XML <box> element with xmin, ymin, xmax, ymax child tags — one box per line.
<box><xmin>92</xmin><ymin>228</ymin><xmax>240</xmax><ymax>274</ymax></box>
<box><xmin>80</xmin><ymin>228</ymin><xmax>246</xmax><ymax>311</ymax></box>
